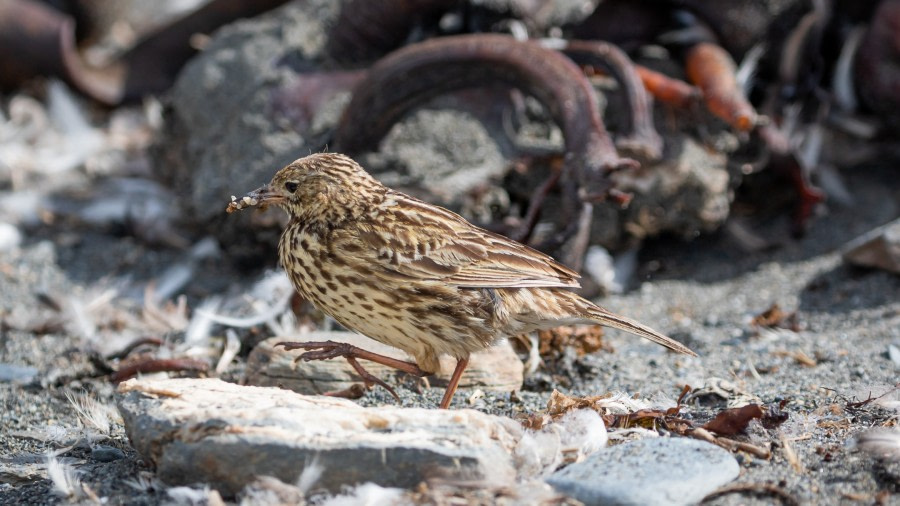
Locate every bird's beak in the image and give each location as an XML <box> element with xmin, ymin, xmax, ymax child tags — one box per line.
<box><xmin>225</xmin><ymin>184</ymin><xmax>286</xmax><ymax>213</ymax></box>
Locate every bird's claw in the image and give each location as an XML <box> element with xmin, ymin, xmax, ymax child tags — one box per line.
<box><xmin>274</xmin><ymin>340</ymin><xmax>401</xmax><ymax>402</ymax></box>
<box><xmin>275</xmin><ymin>340</ymin><xmax>350</xmax><ymax>362</ymax></box>
<box><xmin>344</xmin><ymin>356</ymin><xmax>401</xmax><ymax>402</ymax></box>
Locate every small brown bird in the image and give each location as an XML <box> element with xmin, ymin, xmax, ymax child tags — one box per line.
<box><xmin>228</xmin><ymin>153</ymin><xmax>696</xmax><ymax>408</ymax></box>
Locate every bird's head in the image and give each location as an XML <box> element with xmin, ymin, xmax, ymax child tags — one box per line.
<box><xmin>227</xmin><ymin>153</ymin><xmax>383</xmax><ymax>224</ymax></box>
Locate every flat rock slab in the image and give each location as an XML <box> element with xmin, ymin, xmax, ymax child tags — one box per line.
<box><xmin>546</xmin><ymin>437</ymin><xmax>739</xmax><ymax>506</ymax></box>
<box><xmin>246</xmin><ymin>332</ymin><xmax>523</xmax><ymax>394</ymax></box>
<box><xmin>116</xmin><ymin>378</ymin><xmax>524</xmax><ymax>496</ymax></box>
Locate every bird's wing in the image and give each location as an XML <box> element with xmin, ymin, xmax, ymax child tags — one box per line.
<box><xmin>344</xmin><ymin>192</ymin><xmax>580</xmax><ymax>288</ymax></box>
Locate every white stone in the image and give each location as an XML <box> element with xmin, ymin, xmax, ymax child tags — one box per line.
<box><xmin>547</xmin><ymin>437</ymin><xmax>739</xmax><ymax>505</ymax></box>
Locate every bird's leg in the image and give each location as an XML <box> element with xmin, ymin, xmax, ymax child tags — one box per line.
<box><xmin>439</xmin><ymin>358</ymin><xmax>470</xmax><ymax>409</ymax></box>
<box><xmin>275</xmin><ymin>340</ymin><xmax>432</xmax><ymax>401</ymax></box>
<box><xmin>343</xmin><ymin>355</ymin><xmax>400</xmax><ymax>401</ymax></box>
<box><xmin>276</xmin><ymin>340</ymin><xmax>431</xmax><ymax>375</ymax></box>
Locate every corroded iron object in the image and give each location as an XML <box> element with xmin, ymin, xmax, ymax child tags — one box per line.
<box><xmin>334</xmin><ymin>34</ymin><xmax>638</xmax><ymax>198</ymax></box>
<box><xmin>557</xmin><ymin>39</ymin><xmax>664</xmax><ymax>161</ymax></box>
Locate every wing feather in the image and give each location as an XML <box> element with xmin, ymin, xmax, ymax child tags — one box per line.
<box><xmin>344</xmin><ymin>192</ymin><xmax>580</xmax><ymax>288</ymax></box>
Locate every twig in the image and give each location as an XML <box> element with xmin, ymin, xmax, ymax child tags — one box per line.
<box><xmin>110</xmin><ymin>358</ymin><xmax>208</xmax><ymax>383</ymax></box>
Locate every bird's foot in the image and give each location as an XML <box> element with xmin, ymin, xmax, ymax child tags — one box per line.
<box><xmin>277</xmin><ymin>340</ymin><xmax>357</xmax><ymax>361</ymax></box>
<box><xmin>275</xmin><ymin>340</ymin><xmax>402</xmax><ymax>401</ymax></box>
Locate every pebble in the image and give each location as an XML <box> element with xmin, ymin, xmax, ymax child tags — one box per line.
<box><xmin>842</xmin><ymin>218</ymin><xmax>900</xmax><ymax>273</ymax></box>
<box><xmin>0</xmin><ymin>223</ymin><xmax>21</xmax><ymax>252</ymax></box>
<box><xmin>91</xmin><ymin>445</ymin><xmax>126</xmax><ymax>462</ymax></box>
<box><xmin>546</xmin><ymin>437</ymin><xmax>739</xmax><ymax>506</ymax></box>
<box><xmin>888</xmin><ymin>344</ymin><xmax>900</xmax><ymax>367</ymax></box>
<box><xmin>0</xmin><ymin>363</ymin><xmax>38</xmax><ymax>384</ymax></box>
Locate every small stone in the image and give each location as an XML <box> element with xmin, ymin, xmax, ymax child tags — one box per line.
<box><xmin>0</xmin><ymin>223</ymin><xmax>22</xmax><ymax>252</ymax></box>
<box><xmin>546</xmin><ymin>437</ymin><xmax>739</xmax><ymax>506</ymax></box>
<box><xmin>245</xmin><ymin>332</ymin><xmax>523</xmax><ymax>395</ymax></box>
<box><xmin>842</xmin><ymin>218</ymin><xmax>900</xmax><ymax>273</ymax></box>
<box><xmin>0</xmin><ymin>363</ymin><xmax>38</xmax><ymax>384</ymax></box>
<box><xmin>888</xmin><ymin>344</ymin><xmax>900</xmax><ymax>368</ymax></box>
<box><xmin>116</xmin><ymin>378</ymin><xmax>526</xmax><ymax>496</ymax></box>
<box><xmin>90</xmin><ymin>445</ymin><xmax>126</xmax><ymax>462</ymax></box>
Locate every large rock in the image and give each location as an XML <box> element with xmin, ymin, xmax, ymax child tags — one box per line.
<box><xmin>546</xmin><ymin>437</ymin><xmax>739</xmax><ymax>506</ymax></box>
<box><xmin>116</xmin><ymin>378</ymin><xmax>525</xmax><ymax>496</ymax></box>
<box><xmin>158</xmin><ymin>0</ymin><xmax>342</xmax><ymax>260</ymax></box>
<box><xmin>246</xmin><ymin>333</ymin><xmax>524</xmax><ymax>395</ymax></box>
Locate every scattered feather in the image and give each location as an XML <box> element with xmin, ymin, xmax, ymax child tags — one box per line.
<box><xmin>247</xmin><ymin>270</ymin><xmax>295</xmax><ymax>304</ymax></box>
<box><xmin>66</xmin><ymin>296</ymin><xmax>97</xmax><ymax>342</ymax></box>
<box><xmin>612</xmin><ymin>247</ymin><xmax>638</xmax><ymax>293</ymax></box>
<box><xmin>215</xmin><ymin>329</ymin><xmax>242</xmax><ymax>374</ymax></box>
<box><xmin>555</xmin><ymin>408</ymin><xmax>609</xmax><ymax>456</ymax></box>
<box><xmin>856</xmin><ymin>429</ymin><xmax>900</xmax><ymax>461</ymax></box>
<box><xmin>267</xmin><ymin>309</ymin><xmax>307</xmax><ymax>338</ymax></box>
<box><xmin>143</xmin><ymin>291</ymin><xmax>190</xmax><ymax>333</ymax></box>
<box><xmin>123</xmin><ymin>472</ymin><xmax>157</xmax><ymax>493</ymax></box>
<box><xmin>0</xmin><ymin>222</ymin><xmax>22</xmax><ymax>252</ymax></box>
<box><xmin>44</xmin><ymin>81</ymin><xmax>105</xmax><ymax>175</ymax></box>
<box><xmin>63</xmin><ymin>285</ymin><xmax>142</xmax><ymax>352</ymax></box>
<box><xmin>516</xmin><ymin>408</ymin><xmax>608</xmax><ymax>477</ymax></box>
<box><xmin>196</xmin><ymin>294</ymin><xmax>291</xmax><ymax>329</ymax></box>
<box><xmin>238</xmin><ymin>476</ymin><xmax>305</xmax><ymax>506</ymax></box>
<box><xmin>319</xmin><ymin>483</ymin><xmax>405</xmax><ymax>506</ymax></box>
<box><xmin>584</xmin><ymin>246</ymin><xmax>616</xmax><ymax>293</ymax></box>
<box><xmin>196</xmin><ymin>270</ymin><xmax>294</xmax><ymax>332</ymax></box>
<box><xmin>833</xmin><ymin>26</ymin><xmax>866</xmax><ymax>113</ymax></box>
<box><xmin>605</xmin><ymin>427</ymin><xmax>661</xmax><ymax>441</ymax></box>
<box><xmin>124</xmin><ymin>472</ymin><xmax>157</xmax><ymax>493</ymax></box>
<box><xmin>65</xmin><ymin>390</ymin><xmax>116</xmax><ymax>437</ymax></box>
<box><xmin>236</xmin><ymin>460</ymin><xmax>323</xmax><ymax>506</ymax></box>
<box><xmin>152</xmin><ymin>262</ymin><xmax>194</xmax><ymax>305</ymax></box>
<box><xmin>816</xmin><ymin>164</ymin><xmax>854</xmax><ymax>206</ymax></box>
<box><xmin>737</xmin><ymin>43</ymin><xmax>765</xmax><ymax>94</ymax></box>
<box><xmin>183</xmin><ymin>297</ymin><xmax>221</xmax><ymax>349</ymax></box>
<box><xmin>148</xmin><ymin>238</ymin><xmax>220</xmax><ymax>303</ymax></box>
<box><xmin>166</xmin><ymin>485</ymin><xmax>223</xmax><ymax>506</ymax></box>
<box><xmin>296</xmin><ymin>457</ymin><xmax>324</xmax><ymax>494</ymax></box>
<box><xmin>46</xmin><ymin>454</ymin><xmax>84</xmax><ymax>499</ymax></box>
<box><xmin>189</xmin><ymin>237</ymin><xmax>220</xmax><ymax>260</ymax></box>
<box><xmin>798</xmin><ymin>123</ymin><xmax>823</xmax><ymax>172</ymax></box>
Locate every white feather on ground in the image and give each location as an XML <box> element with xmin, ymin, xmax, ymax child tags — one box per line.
<box><xmin>65</xmin><ymin>390</ymin><xmax>119</xmax><ymax>439</ymax></box>
<box><xmin>515</xmin><ymin>408</ymin><xmax>608</xmax><ymax>477</ymax></box>
<box><xmin>855</xmin><ymin>429</ymin><xmax>900</xmax><ymax>462</ymax></box>
<box><xmin>46</xmin><ymin>454</ymin><xmax>87</xmax><ymax>499</ymax></box>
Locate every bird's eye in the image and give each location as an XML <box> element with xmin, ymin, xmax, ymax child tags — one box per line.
<box><xmin>285</xmin><ymin>181</ymin><xmax>299</xmax><ymax>193</ymax></box>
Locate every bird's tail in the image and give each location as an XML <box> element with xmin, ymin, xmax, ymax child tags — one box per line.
<box><xmin>580</xmin><ymin>299</ymin><xmax>697</xmax><ymax>357</ymax></box>
<box><xmin>557</xmin><ymin>290</ymin><xmax>697</xmax><ymax>357</ymax></box>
